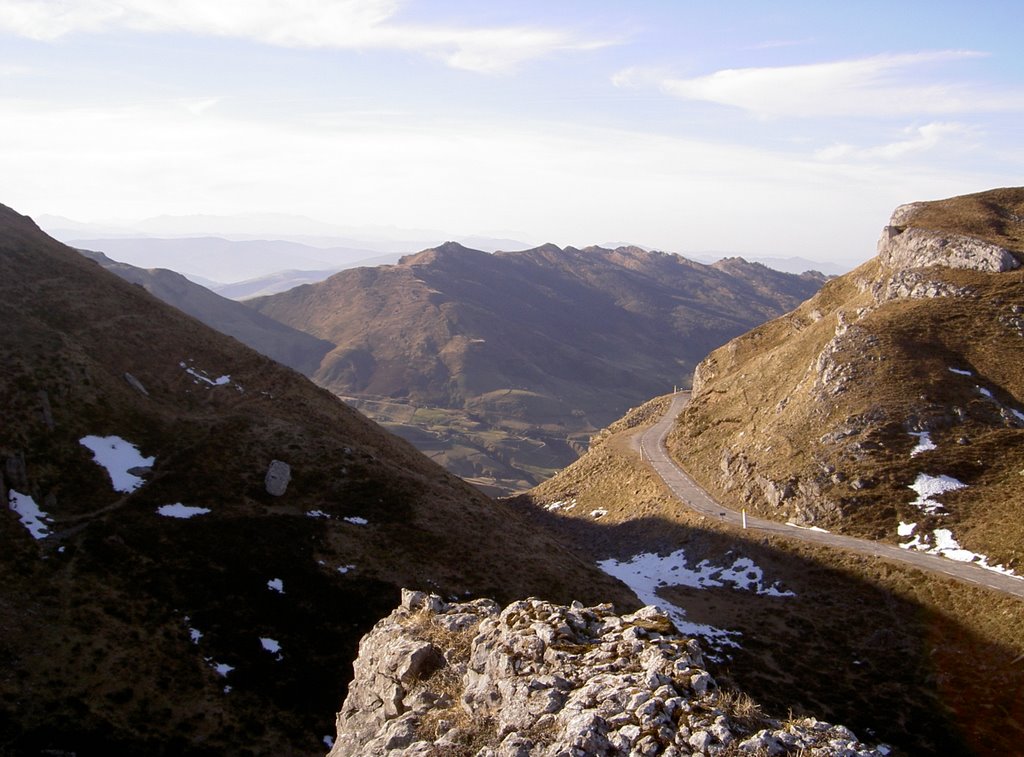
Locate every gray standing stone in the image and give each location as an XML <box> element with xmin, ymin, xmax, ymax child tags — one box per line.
<box><xmin>123</xmin><ymin>372</ymin><xmax>149</xmax><ymax>397</ymax></box>
<box><xmin>264</xmin><ymin>460</ymin><xmax>291</xmax><ymax>496</ymax></box>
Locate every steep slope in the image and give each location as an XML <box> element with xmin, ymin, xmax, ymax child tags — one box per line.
<box><xmin>0</xmin><ymin>205</ymin><xmax>635</xmax><ymax>755</ymax></box>
<box><xmin>79</xmin><ymin>249</ymin><xmax>335</xmax><ymax>375</ymax></box>
<box><xmin>250</xmin><ymin>243</ymin><xmax>824</xmax><ymax>492</ymax></box>
<box><xmin>668</xmin><ymin>187</ymin><xmax>1024</xmax><ymax>572</ymax></box>
<box><xmin>513</xmin><ymin>393</ymin><xmax>1024</xmax><ymax>755</ymax></box>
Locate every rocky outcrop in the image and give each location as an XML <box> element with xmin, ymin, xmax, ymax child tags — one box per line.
<box><xmin>329</xmin><ymin>590</ymin><xmax>888</xmax><ymax>756</ymax></box>
<box><xmin>878</xmin><ymin>225</ymin><xmax>1020</xmax><ymax>273</ymax></box>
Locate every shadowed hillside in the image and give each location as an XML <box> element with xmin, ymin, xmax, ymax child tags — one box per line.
<box><xmin>0</xmin><ymin>205</ymin><xmax>636</xmax><ymax>755</ymax></box>
<box><xmin>513</xmin><ymin>393</ymin><xmax>1024</xmax><ymax>756</ymax></box>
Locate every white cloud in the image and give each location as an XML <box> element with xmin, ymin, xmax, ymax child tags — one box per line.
<box><xmin>0</xmin><ymin>96</ymin><xmax>1007</xmax><ymax>264</ymax></box>
<box><xmin>643</xmin><ymin>51</ymin><xmax>1024</xmax><ymax>118</ymax></box>
<box><xmin>816</xmin><ymin>122</ymin><xmax>977</xmax><ymax>161</ymax></box>
<box><xmin>0</xmin><ymin>0</ymin><xmax>612</xmax><ymax>72</ymax></box>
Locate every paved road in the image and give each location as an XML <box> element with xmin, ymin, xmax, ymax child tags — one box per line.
<box><xmin>638</xmin><ymin>392</ymin><xmax>1024</xmax><ymax>601</ymax></box>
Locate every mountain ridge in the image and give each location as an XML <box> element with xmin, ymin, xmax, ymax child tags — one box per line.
<box><xmin>249</xmin><ymin>240</ymin><xmax>825</xmax><ymax>492</ymax></box>
<box><xmin>0</xmin><ymin>202</ymin><xmax>636</xmax><ymax>754</ymax></box>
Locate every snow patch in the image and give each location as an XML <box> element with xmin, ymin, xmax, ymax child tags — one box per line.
<box><xmin>156</xmin><ymin>503</ymin><xmax>211</xmax><ymax>519</ymax></box>
<box><xmin>344</xmin><ymin>516</ymin><xmax>368</xmax><ymax>526</ymax></box>
<box><xmin>897</xmin><ymin>521</ymin><xmax>917</xmax><ymax>537</ymax></box>
<box><xmin>79</xmin><ymin>435</ymin><xmax>154</xmax><ymax>493</ymax></box>
<box><xmin>189</xmin><ymin>627</ymin><xmax>203</xmax><ymax>644</ymax></box>
<box><xmin>8</xmin><ymin>490</ymin><xmax>53</xmax><ymax>539</ymax></box>
<box><xmin>597</xmin><ymin>548</ymin><xmax>794</xmax><ymax>652</ymax></box>
<box><xmin>267</xmin><ymin>578</ymin><xmax>284</xmax><ymax>594</ymax></box>
<box><xmin>908</xmin><ymin>473</ymin><xmax>966</xmax><ymax>514</ymax></box>
<box><xmin>948</xmin><ymin>367</ymin><xmax>973</xmax><ymax>376</ymax></box>
<box><xmin>260</xmin><ymin>637</ymin><xmax>283</xmax><ymax>660</ymax></box>
<box><xmin>306</xmin><ymin>509</ymin><xmax>330</xmax><ymax>519</ymax></box>
<box><xmin>977</xmin><ymin>386</ymin><xmax>993</xmax><ymax>399</ymax></box>
<box><xmin>337</xmin><ymin>564</ymin><xmax>356</xmax><ymax>574</ymax></box>
<box><xmin>901</xmin><ymin>527</ymin><xmax>1021</xmax><ymax>578</ymax></box>
<box><xmin>786</xmin><ymin>522</ymin><xmax>829</xmax><ymax>533</ymax></box>
<box><xmin>545</xmin><ymin>498</ymin><xmax>577</xmax><ymax>512</ymax></box>
<box><xmin>211</xmin><ymin>661</ymin><xmax>233</xmax><ymax>677</ymax></box>
<box><xmin>908</xmin><ymin>431</ymin><xmax>936</xmax><ymax>457</ymax></box>
<box><xmin>180</xmin><ymin>361</ymin><xmax>231</xmax><ymax>386</ymax></box>
<box><xmin>590</xmin><ymin>509</ymin><xmax>608</xmax><ymax>519</ymax></box>
<box><xmin>324</xmin><ymin>735</ymin><xmax>335</xmax><ymax>748</ymax></box>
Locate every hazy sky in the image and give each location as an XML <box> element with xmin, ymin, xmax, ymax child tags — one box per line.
<box><xmin>1</xmin><ymin>1</ymin><xmax>1022</xmax><ymax>263</ymax></box>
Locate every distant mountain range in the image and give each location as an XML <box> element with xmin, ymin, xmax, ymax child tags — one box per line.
<box><xmin>247</xmin><ymin>242</ymin><xmax>826</xmax><ymax>492</ymax></box>
<box><xmin>0</xmin><ymin>204</ymin><xmax>633</xmax><ymax>754</ymax></box>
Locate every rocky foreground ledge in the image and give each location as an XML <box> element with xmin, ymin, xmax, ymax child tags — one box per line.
<box><xmin>327</xmin><ymin>590</ymin><xmax>889</xmax><ymax>756</ymax></box>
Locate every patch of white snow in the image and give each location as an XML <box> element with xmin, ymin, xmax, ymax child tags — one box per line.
<box><xmin>306</xmin><ymin>509</ymin><xmax>330</xmax><ymax>519</ymax></box>
<box><xmin>156</xmin><ymin>503</ymin><xmax>211</xmax><ymax>519</ymax></box>
<box><xmin>786</xmin><ymin>522</ymin><xmax>830</xmax><ymax>533</ymax></box>
<box><xmin>545</xmin><ymin>499</ymin><xmax>577</xmax><ymax>512</ymax></box>
<box><xmin>908</xmin><ymin>431</ymin><xmax>936</xmax><ymax>457</ymax></box>
<box><xmin>597</xmin><ymin>548</ymin><xmax>794</xmax><ymax>652</ymax></box>
<box><xmin>343</xmin><ymin>516</ymin><xmax>368</xmax><ymax>526</ymax></box>
<box><xmin>590</xmin><ymin>509</ymin><xmax>608</xmax><ymax>519</ymax></box>
<box><xmin>897</xmin><ymin>521</ymin><xmax>917</xmax><ymax>537</ymax></box>
<box><xmin>8</xmin><ymin>490</ymin><xmax>53</xmax><ymax>539</ymax></box>
<box><xmin>977</xmin><ymin>386</ymin><xmax>994</xmax><ymax>399</ymax></box>
<box><xmin>79</xmin><ymin>435</ymin><xmax>154</xmax><ymax>493</ymax></box>
<box><xmin>212</xmin><ymin>662</ymin><xmax>233</xmax><ymax>677</ymax></box>
<box><xmin>948</xmin><ymin>367</ymin><xmax>972</xmax><ymax>376</ymax></box>
<box><xmin>337</xmin><ymin>565</ymin><xmax>356</xmax><ymax>574</ymax></box>
<box><xmin>189</xmin><ymin>628</ymin><xmax>202</xmax><ymax>644</ymax></box>
<box><xmin>900</xmin><ymin>527</ymin><xmax>1021</xmax><ymax>578</ymax></box>
<box><xmin>908</xmin><ymin>473</ymin><xmax>966</xmax><ymax>514</ymax></box>
<box><xmin>260</xmin><ymin>637</ymin><xmax>283</xmax><ymax>660</ymax></box>
<box><xmin>324</xmin><ymin>735</ymin><xmax>335</xmax><ymax>748</ymax></box>
<box><xmin>267</xmin><ymin>578</ymin><xmax>284</xmax><ymax>594</ymax></box>
<box><xmin>180</xmin><ymin>361</ymin><xmax>231</xmax><ymax>386</ymax></box>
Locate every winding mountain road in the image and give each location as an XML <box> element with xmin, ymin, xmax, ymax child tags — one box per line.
<box><xmin>638</xmin><ymin>392</ymin><xmax>1024</xmax><ymax>601</ymax></box>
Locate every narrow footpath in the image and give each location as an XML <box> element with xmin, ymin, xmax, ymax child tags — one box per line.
<box><xmin>639</xmin><ymin>392</ymin><xmax>1024</xmax><ymax>601</ymax></box>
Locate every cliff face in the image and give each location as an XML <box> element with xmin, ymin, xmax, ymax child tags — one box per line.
<box><xmin>669</xmin><ymin>188</ymin><xmax>1024</xmax><ymax>570</ymax></box>
<box><xmin>328</xmin><ymin>589</ymin><xmax>888</xmax><ymax>756</ymax></box>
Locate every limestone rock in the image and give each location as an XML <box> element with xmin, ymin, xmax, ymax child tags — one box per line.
<box><xmin>328</xmin><ymin>593</ymin><xmax>889</xmax><ymax>756</ymax></box>
<box><xmin>878</xmin><ymin>225</ymin><xmax>1020</xmax><ymax>273</ymax></box>
<box><xmin>264</xmin><ymin>459</ymin><xmax>291</xmax><ymax>496</ymax></box>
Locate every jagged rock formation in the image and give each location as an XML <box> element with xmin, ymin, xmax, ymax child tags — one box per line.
<box><xmin>329</xmin><ymin>590</ymin><xmax>888</xmax><ymax>756</ymax></box>
<box><xmin>669</xmin><ymin>187</ymin><xmax>1024</xmax><ymax>569</ymax></box>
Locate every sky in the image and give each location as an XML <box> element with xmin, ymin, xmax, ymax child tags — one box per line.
<box><xmin>1</xmin><ymin>0</ymin><xmax>1022</xmax><ymax>264</ymax></box>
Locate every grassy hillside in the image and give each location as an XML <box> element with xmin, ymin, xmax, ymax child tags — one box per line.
<box><xmin>0</xmin><ymin>204</ymin><xmax>635</xmax><ymax>755</ymax></box>
<box><xmin>249</xmin><ymin>242</ymin><xmax>824</xmax><ymax>492</ymax></box>
<box><xmin>668</xmin><ymin>189</ymin><xmax>1024</xmax><ymax>574</ymax></box>
<box><xmin>514</xmin><ymin>394</ymin><xmax>1024</xmax><ymax>756</ymax></box>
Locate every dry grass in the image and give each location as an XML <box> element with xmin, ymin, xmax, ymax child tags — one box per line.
<box><xmin>902</xmin><ymin>187</ymin><xmax>1024</xmax><ymax>252</ymax></box>
<box><xmin>401</xmin><ymin>608</ymin><xmax>498</xmax><ymax>755</ymax></box>
<box><xmin>517</xmin><ymin>413</ymin><xmax>1024</xmax><ymax>756</ymax></box>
